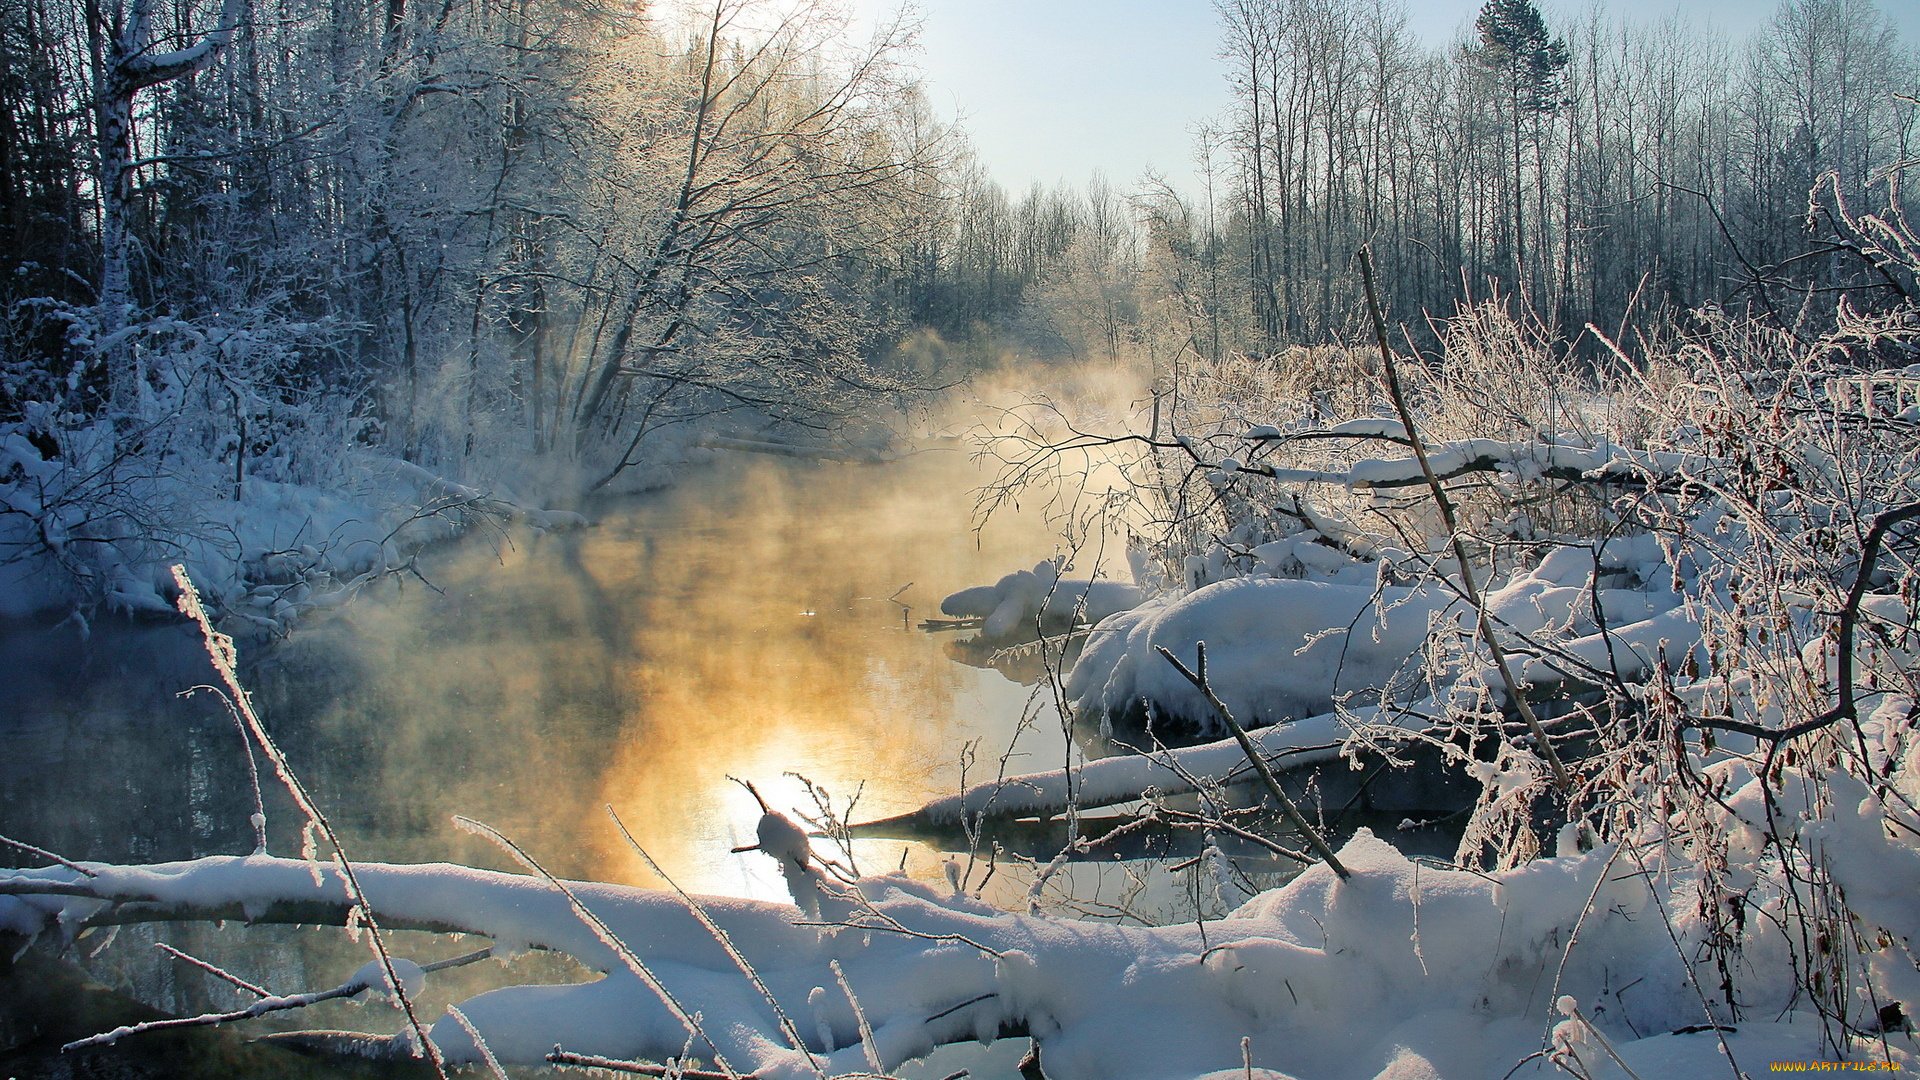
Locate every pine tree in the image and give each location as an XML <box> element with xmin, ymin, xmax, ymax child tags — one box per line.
<box><xmin>1476</xmin><ymin>0</ymin><xmax>1570</xmax><ymax>114</ymax></box>
<box><xmin>1474</xmin><ymin>0</ymin><xmax>1569</xmax><ymax>302</ymax></box>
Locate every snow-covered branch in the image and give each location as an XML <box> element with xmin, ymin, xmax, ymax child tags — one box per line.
<box><xmin>8</xmin><ymin>828</ymin><xmax>1864</xmax><ymax>1080</ymax></box>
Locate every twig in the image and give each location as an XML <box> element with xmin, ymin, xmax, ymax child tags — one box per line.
<box><xmin>544</xmin><ymin>1048</ymin><xmax>933</xmax><ymax>1080</ymax></box>
<box><xmin>452</xmin><ymin>815</ymin><xmax>742</xmax><ymax>1079</ymax></box>
<box><xmin>1828</xmin><ymin>500</ymin><xmax>1920</xmax><ymax>752</ymax></box>
<box><xmin>0</xmin><ymin>833</ymin><xmax>95</xmax><ymax>877</ymax></box>
<box><xmin>170</xmin><ymin>566</ymin><xmax>446</xmax><ymax>1077</ymax></box>
<box><xmin>548</xmin><ymin>1048</ymin><xmax>745</xmax><ymax>1079</ymax></box>
<box><xmin>1026</xmin><ymin>812</ymin><xmax>1169</xmax><ymax>910</ymax></box>
<box><xmin>1545</xmin><ymin>844</ymin><xmax>1627</xmax><ymax>1020</ymax></box>
<box><xmin>604</xmin><ymin>805</ymin><xmax>825</xmax><ymax>1075</ymax></box>
<box><xmin>153</xmin><ymin>942</ymin><xmax>270</xmax><ymax>997</ymax></box>
<box><xmin>1618</xmin><ymin>841</ymin><xmax>1744</xmax><ymax>1075</ymax></box>
<box><xmin>421</xmin><ymin>946</ymin><xmax>495</xmax><ymax>973</ymax></box>
<box><xmin>1357</xmin><ymin>250</ymin><xmax>1572</xmax><ymax>794</ymax></box>
<box><xmin>64</xmin><ymin>969</ymin><xmax>388</xmax><ymax>1050</ymax></box>
<box><xmin>786</xmin><ymin>915</ymin><xmax>1004</xmax><ymax>959</ymax></box>
<box><xmin>1157</xmin><ymin>808</ymin><xmax>1313</xmax><ymax>865</ymax></box>
<box><xmin>445</xmin><ymin>1004</ymin><xmax>510</xmax><ymax>1080</ymax></box>
<box><xmin>925</xmin><ymin>992</ymin><xmax>997</xmax><ymax>1023</ymax></box>
<box><xmin>1681</xmin><ymin>500</ymin><xmax>1920</xmax><ymax>761</ymax></box>
<box><xmin>833</xmin><ymin>958</ymin><xmax>883</xmax><ymax>1074</ymax></box>
<box><xmin>1155</xmin><ymin>643</ymin><xmax>1349</xmax><ymax>880</ymax></box>
<box><xmin>1562</xmin><ymin>1000</ymin><xmax>1646</xmax><ymax>1080</ymax></box>
<box><xmin>177</xmin><ymin>685</ymin><xmax>267</xmax><ymax>853</ymax></box>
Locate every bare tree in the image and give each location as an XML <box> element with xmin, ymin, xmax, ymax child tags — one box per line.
<box><xmin>83</xmin><ymin>0</ymin><xmax>245</xmax><ymax>407</ymax></box>
<box><xmin>558</xmin><ymin>0</ymin><xmax>944</xmax><ymax>484</ymax></box>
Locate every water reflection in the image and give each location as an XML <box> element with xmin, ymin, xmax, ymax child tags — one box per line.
<box><xmin>0</xmin><ymin>447</ymin><xmax>1148</xmax><ymax>915</ymax></box>
<box><xmin>249</xmin><ymin>450</ymin><xmax>1076</xmax><ymax>901</ymax></box>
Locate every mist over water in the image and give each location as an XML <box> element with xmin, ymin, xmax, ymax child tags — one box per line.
<box><xmin>1</xmin><ymin>446</ymin><xmax>1095</xmax><ymax>905</ymax></box>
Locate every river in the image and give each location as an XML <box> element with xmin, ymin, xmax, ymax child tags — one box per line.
<box><xmin>0</xmin><ymin>448</ymin><xmax>1096</xmax><ymax>898</ymax></box>
<box><xmin>2</xmin><ymin>447</ymin><xmax>1112</xmax><ymax>1074</ymax></box>
<box><xmin>0</xmin><ymin>444</ymin><xmax>1227</xmax><ymax>1076</ymax></box>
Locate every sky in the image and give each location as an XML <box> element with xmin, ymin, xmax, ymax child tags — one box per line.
<box><xmin>848</xmin><ymin>0</ymin><xmax>1920</xmax><ymax>198</ymax></box>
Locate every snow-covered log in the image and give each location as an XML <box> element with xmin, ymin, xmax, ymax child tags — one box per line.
<box><xmin>863</xmin><ymin>706</ymin><xmax>1391</xmax><ymax>828</ymax></box>
<box><xmin>1228</xmin><ymin>435</ymin><xmax>1721</xmax><ymax>492</ymax></box>
<box><xmin>0</xmin><ymin>827</ymin><xmax>1870</xmax><ymax>1079</ymax></box>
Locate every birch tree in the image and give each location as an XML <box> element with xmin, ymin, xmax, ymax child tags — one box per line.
<box><xmin>83</xmin><ymin>0</ymin><xmax>245</xmax><ymax>407</ymax></box>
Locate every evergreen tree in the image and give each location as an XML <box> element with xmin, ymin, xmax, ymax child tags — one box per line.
<box><xmin>1476</xmin><ymin>0</ymin><xmax>1571</xmax><ymax>114</ymax></box>
<box><xmin>1474</xmin><ymin>0</ymin><xmax>1569</xmax><ymax>305</ymax></box>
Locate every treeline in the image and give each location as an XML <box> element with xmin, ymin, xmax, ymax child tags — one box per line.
<box><xmin>1209</xmin><ymin>0</ymin><xmax>1917</xmax><ymax>349</ymax></box>
<box><xmin>2</xmin><ymin>0</ymin><xmax>1915</xmax><ymax>487</ymax></box>
<box><xmin>919</xmin><ymin>0</ymin><xmax>1919</xmax><ymax>366</ymax></box>
<box><xmin>2</xmin><ymin>0</ymin><xmax>958</xmax><ymax>485</ymax></box>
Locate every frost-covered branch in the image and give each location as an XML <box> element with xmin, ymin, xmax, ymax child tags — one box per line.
<box><xmin>1155</xmin><ymin>642</ymin><xmax>1349</xmax><ymax>879</ymax></box>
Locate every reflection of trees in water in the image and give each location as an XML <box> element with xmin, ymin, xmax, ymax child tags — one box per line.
<box><xmin>0</xmin><ymin>619</ymin><xmax>251</xmax><ymax>868</ymax></box>
<box><xmin>939</xmin><ymin>629</ymin><xmax>1085</xmax><ymax>687</ymax></box>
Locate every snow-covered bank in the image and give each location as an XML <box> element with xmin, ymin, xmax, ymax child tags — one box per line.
<box><xmin>0</xmin><ymin>429</ymin><xmax>587</xmax><ymax>631</ymax></box>
<box><xmin>2</xmin><ymin>816</ymin><xmax>1904</xmax><ymax>1079</ymax></box>
<box><xmin>0</xmin><ymin>304</ymin><xmax>867</xmax><ymax>631</ymax></box>
<box><xmin>0</xmin><ymin>302</ymin><xmax>617</xmax><ymax>628</ymax></box>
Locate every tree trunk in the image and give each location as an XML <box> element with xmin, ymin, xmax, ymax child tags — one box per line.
<box><xmin>88</xmin><ymin>0</ymin><xmax>246</xmax><ymax>413</ymax></box>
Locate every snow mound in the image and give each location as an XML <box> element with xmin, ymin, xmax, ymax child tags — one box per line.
<box><xmin>942</xmin><ymin>559</ymin><xmax>1145</xmax><ymax>639</ymax></box>
<box><xmin>1065</xmin><ymin>578</ymin><xmax>1453</xmax><ymax>730</ymax></box>
<box><xmin>1065</xmin><ymin>544</ymin><xmax>1685</xmax><ymax>733</ymax></box>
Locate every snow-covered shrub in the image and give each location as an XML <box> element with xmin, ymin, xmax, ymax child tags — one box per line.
<box><xmin>972</xmin><ymin>266</ymin><xmax>1920</xmax><ymax>1053</ymax></box>
<box><xmin>0</xmin><ymin>300</ymin><xmax>575</xmax><ymax>625</ymax></box>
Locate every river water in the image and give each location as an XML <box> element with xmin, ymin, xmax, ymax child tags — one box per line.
<box><xmin>0</xmin><ymin>444</ymin><xmax>1218</xmax><ymax>1076</ymax></box>
<box><xmin>1</xmin><ymin>449</ymin><xmax>1087</xmax><ymax>904</ymax></box>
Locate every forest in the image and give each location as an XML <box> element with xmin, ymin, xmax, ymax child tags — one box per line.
<box><xmin>1</xmin><ymin>0</ymin><xmax>1913</xmax><ymax>610</ymax></box>
<box><xmin>2</xmin><ymin>0</ymin><xmax>1920</xmax><ymax>1077</ymax></box>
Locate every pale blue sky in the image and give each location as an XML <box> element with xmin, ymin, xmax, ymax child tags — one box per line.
<box><xmin>850</xmin><ymin>0</ymin><xmax>1920</xmax><ymax>196</ymax></box>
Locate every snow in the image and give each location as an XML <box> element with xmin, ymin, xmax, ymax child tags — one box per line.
<box><xmin>9</xmin><ymin>334</ymin><xmax>1920</xmax><ymax>1078</ymax></box>
<box><xmin>4</xmin><ymin>830</ymin><xmax>1894</xmax><ymax>1079</ymax></box>
<box><xmin>0</xmin><ymin>428</ymin><xmax>585</xmax><ymax>629</ymax></box>
<box><xmin>1324</xmin><ymin>417</ymin><xmax>1410</xmax><ymax>439</ymax></box>
<box><xmin>1061</xmin><ymin>566</ymin><xmax>1685</xmax><ymax>733</ymax></box>
<box><xmin>909</xmin><ymin>706</ymin><xmax>1386</xmax><ymax>824</ymax></box>
<box><xmin>1066</xmin><ymin>578</ymin><xmax>1452</xmax><ymax>731</ymax></box>
<box><xmin>0</xmin><ymin>302</ymin><xmax>592</xmax><ymax>629</ymax></box>
<box><xmin>352</xmin><ymin>956</ymin><xmax>426</xmax><ymax>999</ymax></box>
<box><xmin>7</xmin><ymin>503</ymin><xmax>1918</xmax><ymax>1078</ymax></box>
<box><xmin>941</xmin><ymin>559</ymin><xmax>1145</xmax><ymax>639</ymax></box>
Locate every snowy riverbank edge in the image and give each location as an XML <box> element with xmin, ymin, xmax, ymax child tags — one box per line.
<box><xmin>0</xmin><ymin>444</ymin><xmax>594</xmax><ymax>632</ymax></box>
<box><xmin>1</xmin><ymin>820</ymin><xmax>1906</xmax><ymax>1080</ymax></box>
